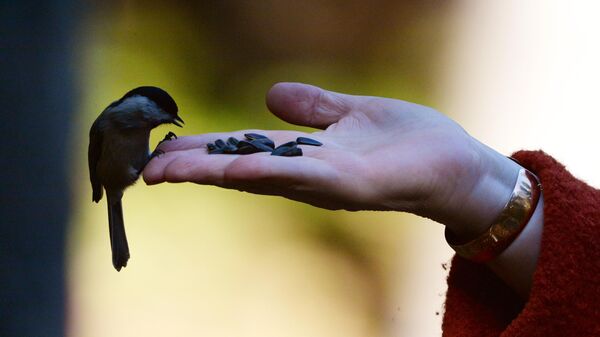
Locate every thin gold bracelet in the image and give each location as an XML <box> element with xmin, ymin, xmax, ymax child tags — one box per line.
<box><xmin>445</xmin><ymin>168</ymin><xmax>542</xmax><ymax>263</ymax></box>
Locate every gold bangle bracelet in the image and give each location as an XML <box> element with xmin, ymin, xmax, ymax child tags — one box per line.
<box><xmin>445</xmin><ymin>168</ymin><xmax>542</xmax><ymax>263</ymax></box>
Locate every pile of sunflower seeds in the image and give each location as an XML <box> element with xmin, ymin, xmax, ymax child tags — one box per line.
<box><xmin>207</xmin><ymin>133</ymin><xmax>322</xmax><ymax>157</ymax></box>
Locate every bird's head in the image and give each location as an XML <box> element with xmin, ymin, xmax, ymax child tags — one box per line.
<box><xmin>106</xmin><ymin>86</ymin><xmax>184</xmax><ymax>129</ymax></box>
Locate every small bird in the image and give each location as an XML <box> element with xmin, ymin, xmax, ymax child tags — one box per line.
<box><xmin>88</xmin><ymin>86</ymin><xmax>183</xmax><ymax>271</ymax></box>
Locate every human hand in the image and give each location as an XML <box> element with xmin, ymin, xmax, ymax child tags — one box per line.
<box><xmin>144</xmin><ymin>82</ymin><xmax>521</xmax><ymax>238</ymax></box>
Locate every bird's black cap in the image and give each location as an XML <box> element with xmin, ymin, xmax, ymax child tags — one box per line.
<box><xmin>121</xmin><ymin>86</ymin><xmax>179</xmax><ymax>116</ymax></box>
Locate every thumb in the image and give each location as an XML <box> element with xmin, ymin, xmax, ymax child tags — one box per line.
<box><xmin>266</xmin><ymin>82</ymin><xmax>355</xmax><ymax>129</ymax></box>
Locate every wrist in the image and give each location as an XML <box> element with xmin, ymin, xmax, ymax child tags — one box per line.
<box><xmin>438</xmin><ymin>143</ymin><xmax>522</xmax><ymax>241</ymax></box>
<box><xmin>487</xmin><ymin>194</ymin><xmax>544</xmax><ymax>297</ymax></box>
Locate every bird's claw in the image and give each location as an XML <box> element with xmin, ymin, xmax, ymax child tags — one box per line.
<box><xmin>139</xmin><ymin>148</ymin><xmax>165</xmax><ymax>175</ymax></box>
<box><xmin>146</xmin><ymin>132</ymin><xmax>176</xmax><ymax>170</ymax></box>
<box><xmin>157</xmin><ymin>131</ymin><xmax>177</xmax><ymax>146</ymax></box>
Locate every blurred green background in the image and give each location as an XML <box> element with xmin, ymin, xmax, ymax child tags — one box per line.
<box><xmin>69</xmin><ymin>1</ymin><xmax>454</xmax><ymax>336</ymax></box>
<box><xmin>3</xmin><ymin>1</ymin><xmax>598</xmax><ymax>336</ymax></box>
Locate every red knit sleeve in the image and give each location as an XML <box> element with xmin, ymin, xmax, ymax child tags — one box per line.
<box><xmin>442</xmin><ymin>150</ymin><xmax>600</xmax><ymax>337</ymax></box>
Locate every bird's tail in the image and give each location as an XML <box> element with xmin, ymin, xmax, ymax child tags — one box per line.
<box><xmin>107</xmin><ymin>195</ymin><xmax>130</xmax><ymax>271</ymax></box>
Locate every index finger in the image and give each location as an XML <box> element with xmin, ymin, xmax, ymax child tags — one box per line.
<box><xmin>143</xmin><ymin>146</ymin><xmax>337</xmax><ymax>193</ymax></box>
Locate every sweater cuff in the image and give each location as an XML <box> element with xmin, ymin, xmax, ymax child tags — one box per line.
<box><xmin>442</xmin><ymin>150</ymin><xmax>600</xmax><ymax>337</ymax></box>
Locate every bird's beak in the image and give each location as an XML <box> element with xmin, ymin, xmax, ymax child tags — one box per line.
<box><xmin>172</xmin><ymin>116</ymin><xmax>184</xmax><ymax>127</ymax></box>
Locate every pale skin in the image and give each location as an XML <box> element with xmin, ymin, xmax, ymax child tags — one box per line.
<box><xmin>143</xmin><ymin>82</ymin><xmax>543</xmax><ymax>299</ymax></box>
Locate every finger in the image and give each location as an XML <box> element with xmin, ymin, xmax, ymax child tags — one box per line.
<box><xmin>266</xmin><ymin>82</ymin><xmax>356</xmax><ymax>129</ymax></box>
<box><xmin>223</xmin><ymin>153</ymin><xmax>335</xmax><ymax>189</ymax></box>
<box><xmin>143</xmin><ymin>148</ymin><xmax>241</xmax><ymax>185</ymax></box>
<box><xmin>143</xmin><ymin>146</ymin><xmax>337</xmax><ymax>193</ymax></box>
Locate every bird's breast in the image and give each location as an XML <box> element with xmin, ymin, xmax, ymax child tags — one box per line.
<box><xmin>97</xmin><ymin>128</ymin><xmax>150</xmax><ymax>190</ymax></box>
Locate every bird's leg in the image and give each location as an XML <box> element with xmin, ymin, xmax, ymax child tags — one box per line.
<box><xmin>149</xmin><ymin>148</ymin><xmax>164</xmax><ymax>160</ymax></box>
<box><xmin>139</xmin><ymin>132</ymin><xmax>178</xmax><ymax>175</ymax></box>
<box><xmin>153</xmin><ymin>132</ymin><xmax>177</xmax><ymax>156</ymax></box>
<box><xmin>138</xmin><ymin>149</ymin><xmax>164</xmax><ymax>175</ymax></box>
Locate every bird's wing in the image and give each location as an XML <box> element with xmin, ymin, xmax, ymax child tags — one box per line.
<box><xmin>88</xmin><ymin>118</ymin><xmax>104</xmax><ymax>202</ymax></box>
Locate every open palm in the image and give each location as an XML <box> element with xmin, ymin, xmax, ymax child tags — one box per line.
<box><xmin>144</xmin><ymin>82</ymin><xmax>518</xmax><ymax>231</ymax></box>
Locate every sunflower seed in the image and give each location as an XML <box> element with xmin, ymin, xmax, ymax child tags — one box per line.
<box><xmin>278</xmin><ymin>141</ymin><xmax>297</xmax><ymax>148</ymax></box>
<box><xmin>215</xmin><ymin>139</ymin><xmax>226</xmax><ymax>148</ymax></box>
<box><xmin>271</xmin><ymin>145</ymin><xmax>295</xmax><ymax>156</ymax></box>
<box><xmin>244</xmin><ymin>133</ymin><xmax>268</xmax><ymax>140</ymax></box>
<box><xmin>236</xmin><ymin>140</ymin><xmax>252</xmax><ymax>147</ymax></box>
<box><xmin>279</xmin><ymin>147</ymin><xmax>303</xmax><ymax>157</ymax></box>
<box><xmin>208</xmin><ymin>148</ymin><xmax>224</xmax><ymax>154</ymax></box>
<box><xmin>222</xmin><ymin>144</ymin><xmax>238</xmax><ymax>154</ymax></box>
<box><xmin>235</xmin><ymin>145</ymin><xmax>261</xmax><ymax>154</ymax></box>
<box><xmin>209</xmin><ymin>135</ymin><xmax>309</xmax><ymax>157</ymax></box>
<box><xmin>250</xmin><ymin>139</ymin><xmax>274</xmax><ymax>152</ymax></box>
<box><xmin>296</xmin><ymin>137</ymin><xmax>322</xmax><ymax>146</ymax></box>
<box><xmin>227</xmin><ymin>137</ymin><xmax>239</xmax><ymax>146</ymax></box>
<box><xmin>253</xmin><ymin>137</ymin><xmax>275</xmax><ymax>149</ymax></box>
